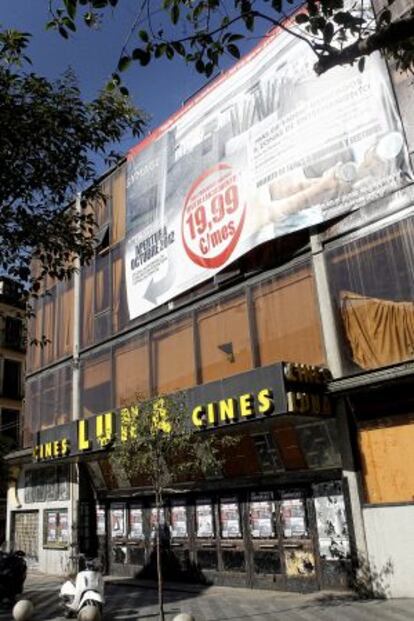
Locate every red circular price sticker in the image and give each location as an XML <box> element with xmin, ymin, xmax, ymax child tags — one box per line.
<box><xmin>181</xmin><ymin>163</ymin><xmax>246</xmax><ymax>269</ymax></box>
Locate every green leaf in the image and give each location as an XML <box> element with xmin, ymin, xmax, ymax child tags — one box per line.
<box><xmin>172</xmin><ymin>41</ymin><xmax>185</xmax><ymax>55</ymax></box>
<box><xmin>243</xmin><ymin>12</ymin><xmax>255</xmax><ymax>31</ymax></box>
<box><xmin>120</xmin><ymin>86</ymin><xmax>129</xmax><ymax>97</ymax></box>
<box><xmin>171</xmin><ymin>4</ymin><xmax>180</xmax><ymax>24</ymax></box>
<box><xmin>227</xmin><ymin>44</ymin><xmax>241</xmax><ymax>59</ymax></box>
<box><xmin>205</xmin><ymin>62</ymin><xmax>214</xmax><ymax>78</ymax></box>
<box><xmin>139</xmin><ymin>30</ymin><xmax>149</xmax><ymax>42</ymax></box>
<box><xmin>132</xmin><ymin>48</ymin><xmax>151</xmax><ymax>66</ymax></box>
<box><xmin>118</xmin><ymin>55</ymin><xmax>131</xmax><ymax>72</ymax></box>
<box><xmin>154</xmin><ymin>43</ymin><xmax>167</xmax><ymax>58</ymax></box>
<box><xmin>63</xmin><ymin>0</ymin><xmax>77</xmax><ymax>20</ymax></box>
<box><xmin>58</xmin><ymin>26</ymin><xmax>69</xmax><ymax>39</ymax></box>
<box><xmin>195</xmin><ymin>58</ymin><xmax>205</xmax><ymax>73</ymax></box>
<box><xmin>63</xmin><ymin>17</ymin><xmax>77</xmax><ymax>32</ymax></box>
<box><xmin>227</xmin><ymin>33</ymin><xmax>244</xmax><ymax>42</ymax></box>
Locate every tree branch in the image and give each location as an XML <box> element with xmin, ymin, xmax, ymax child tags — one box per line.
<box><xmin>314</xmin><ymin>15</ymin><xmax>414</xmax><ymax>75</ymax></box>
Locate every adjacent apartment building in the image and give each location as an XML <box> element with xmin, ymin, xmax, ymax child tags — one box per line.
<box><xmin>5</xmin><ymin>2</ymin><xmax>414</xmax><ymax>597</ymax></box>
<box><xmin>0</xmin><ymin>278</ymin><xmax>25</xmax><ymax>544</ymax></box>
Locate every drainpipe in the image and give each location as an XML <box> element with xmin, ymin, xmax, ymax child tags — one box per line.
<box><xmin>70</xmin><ymin>192</ymin><xmax>82</xmax><ymax>574</ymax></box>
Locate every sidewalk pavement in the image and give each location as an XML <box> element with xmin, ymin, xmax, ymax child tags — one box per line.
<box><xmin>104</xmin><ymin>574</ymin><xmax>414</xmax><ymax>620</ymax></box>
<box><xmin>7</xmin><ymin>571</ymin><xmax>413</xmax><ymax>621</ymax></box>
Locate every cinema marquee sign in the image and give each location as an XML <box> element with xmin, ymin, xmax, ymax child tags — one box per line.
<box><xmin>33</xmin><ymin>362</ymin><xmax>331</xmax><ymax>462</ymax></box>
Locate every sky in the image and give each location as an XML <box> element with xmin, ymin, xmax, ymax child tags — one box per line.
<box><xmin>0</xmin><ymin>1</ymin><xmax>274</xmax><ymax>169</ymax></box>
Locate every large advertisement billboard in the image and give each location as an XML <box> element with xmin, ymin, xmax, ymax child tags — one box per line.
<box><xmin>126</xmin><ymin>20</ymin><xmax>411</xmax><ymax>319</ymax></box>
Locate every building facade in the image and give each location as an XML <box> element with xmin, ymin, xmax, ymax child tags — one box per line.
<box><xmin>5</xmin><ymin>2</ymin><xmax>414</xmax><ymax>597</ymax></box>
<box><xmin>0</xmin><ymin>278</ymin><xmax>25</xmax><ymax>545</ymax></box>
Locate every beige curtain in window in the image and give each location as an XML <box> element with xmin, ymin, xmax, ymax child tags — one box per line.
<box><xmin>341</xmin><ymin>291</ymin><xmax>414</xmax><ymax>369</ymax></box>
<box><xmin>112</xmin><ymin>168</ymin><xmax>126</xmax><ymax>243</ymax></box>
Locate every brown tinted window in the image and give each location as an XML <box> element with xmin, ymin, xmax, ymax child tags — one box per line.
<box><xmin>112</xmin><ymin>245</ymin><xmax>128</xmax><ymax>334</ymax></box>
<box><xmin>198</xmin><ymin>293</ymin><xmax>252</xmax><ymax>383</ymax></box>
<box><xmin>151</xmin><ymin>316</ymin><xmax>195</xmax><ymax>395</ymax></box>
<box><xmin>95</xmin><ymin>254</ymin><xmax>110</xmax><ymax>314</ymax></box>
<box><xmin>82</xmin><ymin>263</ymin><xmax>94</xmax><ymax>347</ymax></box>
<box><xmin>56</xmin><ymin>365</ymin><xmax>72</xmax><ymax>425</ymax></box>
<box><xmin>27</xmin><ymin>298</ymin><xmax>43</xmax><ymax>371</ymax></box>
<box><xmin>23</xmin><ymin>379</ymin><xmax>40</xmax><ymax>447</ymax></box>
<box><xmin>56</xmin><ymin>280</ymin><xmax>74</xmax><ymax>358</ymax></box>
<box><xmin>358</xmin><ymin>416</ymin><xmax>414</xmax><ymax>504</ymax></box>
<box><xmin>82</xmin><ymin>353</ymin><xmax>112</xmax><ymax>417</ymax></box>
<box><xmin>114</xmin><ymin>337</ymin><xmax>149</xmax><ymax>407</ymax></box>
<box><xmin>112</xmin><ymin>167</ymin><xmax>126</xmax><ymax>244</ymax></box>
<box><xmin>253</xmin><ymin>264</ymin><xmax>325</xmax><ymax>367</ymax></box>
<box><xmin>326</xmin><ymin>218</ymin><xmax>414</xmax><ymax>373</ymax></box>
<box><xmin>43</xmin><ymin>288</ymin><xmax>56</xmax><ymax>365</ymax></box>
<box><xmin>39</xmin><ymin>373</ymin><xmax>56</xmax><ymax>430</ymax></box>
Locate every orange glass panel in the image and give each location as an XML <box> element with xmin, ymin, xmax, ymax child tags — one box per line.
<box><xmin>358</xmin><ymin>416</ymin><xmax>414</xmax><ymax>504</ymax></box>
<box><xmin>42</xmin><ymin>289</ymin><xmax>56</xmax><ymax>365</ymax></box>
<box><xmin>253</xmin><ymin>265</ymin><xmax>325</xmax><ymax>367</ymax></box>
<box><xmin>198</xmin><ymin>293</ymin><xmax>252</xmax><ymax>383</ymax></box>
<box><xmin>152</xmin><ymin>317</ymin><xmax>195</xmax><ymax>395</ymax></box>
<box><xmin>112</xmin><ymin>168</ymin><xmax>126</xmax><ymax>243</ymax></box>
<box><xmin>56</xmin><ymin>281</ymin><xmax>74</xmax><ymax>358</ymax></box>
<box><xmin>82</xmin><ymin>264</ymin><xmax>94</xmax><ymax>347</ymax></box>
<box><xmin>82</xmin><ymin>353</ymin><xmax>111</xmax><ymax>418</ymax></box>
<box><xmin>114</xmin><ymin>338</ymin><xmax>149</xmax><ymax>407</ymax></box>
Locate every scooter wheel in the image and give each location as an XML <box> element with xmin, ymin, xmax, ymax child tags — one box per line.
<box><xmin>78</xmin><ymin>603</ymin><xmax>101</xmax><ymax>621</ymax></box>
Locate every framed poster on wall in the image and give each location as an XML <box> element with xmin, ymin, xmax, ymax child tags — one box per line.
<box><xmin>280</xmin><ymin>494</ymin><xmax>307</xmax><ymax>538</ymax></box>
<box><xmin>43</xmin><ymin>508</ymin><xmax>69</xmax><ymax>548</ymax></box>
<box><xmin>129</xmin><ymin>505</ymin><xmax>144</xmax><ymax>539</ymax></box>
<box><xmin>220</xmin><ymin>499</ymin><xmax>242</xmax><ymax>539</ymax></box>
<box><xmin>196</xmin><ymin>500</ymin><xmax>214</xmax><ymax>538</ymax></box>
<box><xmin>170</xmin><ymin>504</ymin><xmax>188</xmax><ymax>538</ymax></box>
<box><xmin>110</xmin><ymin>503</ymin><xmax>126</xmax><ymax>538</ymax></box>
<box><xmin>249</xmin><ymin>492</ymin><xmax>275</xmax><ymax>538</ymax></box>
<box><xmin>96</xmin><ymin>505</ymin><xmax>106</xmax><ymax>536</ymax></box>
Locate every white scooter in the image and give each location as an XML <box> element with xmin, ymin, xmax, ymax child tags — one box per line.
<box><xmin>59</xmin><ymin>556</ymin><xmax>104</xmax><ymax>620</ymax></box>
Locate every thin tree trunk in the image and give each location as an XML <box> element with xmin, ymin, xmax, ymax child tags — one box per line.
<box><xmin>156</xmin><ymin>490</ymin><xmax>164</xmax><ymax>621</ymax></box>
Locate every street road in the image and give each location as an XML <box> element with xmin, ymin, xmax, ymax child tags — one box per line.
<box><xmin>0</xmin><ymin>571</ymin><xmax>413</xmax><ymax>620</ymax></box>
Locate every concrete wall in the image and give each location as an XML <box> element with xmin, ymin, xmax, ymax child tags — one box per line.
<box><xmin>363</xmin><ymin>504</ymin><xmax>414</xmax><ymax>598</ymax></box>
<box><xmin>6</xmin><ymin>465</ymin><xmax>73</xmax><ymax>576</ymax></box>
